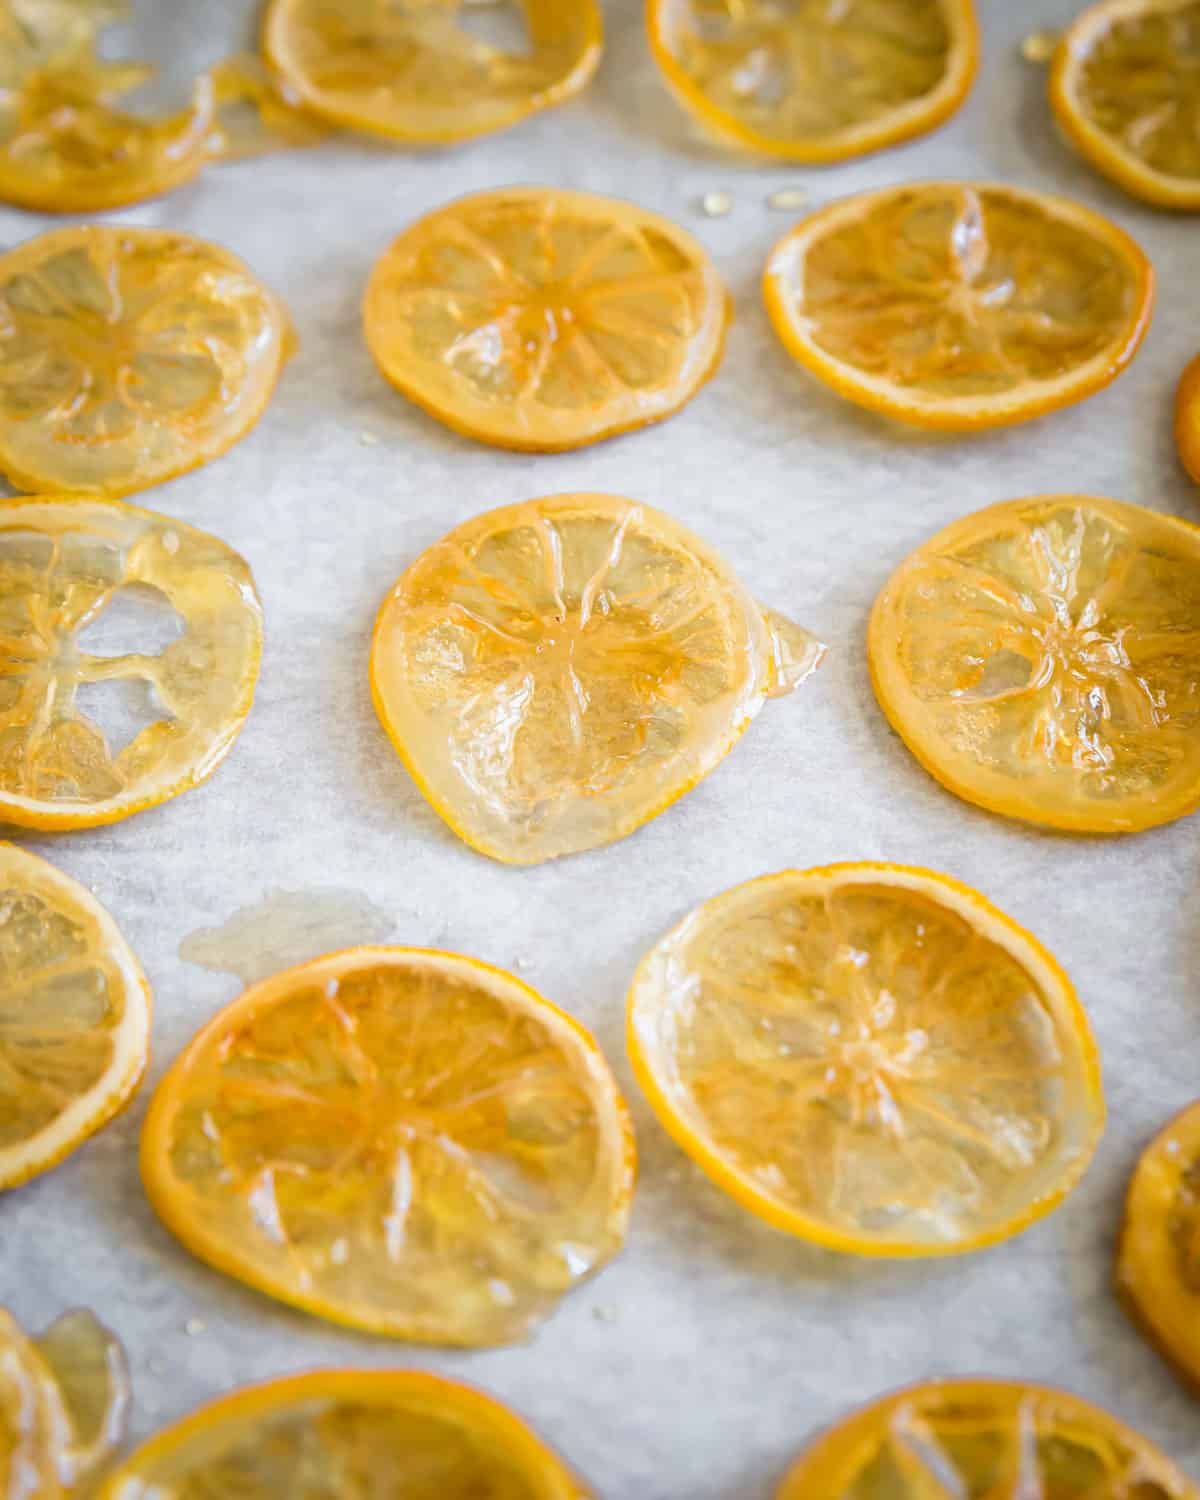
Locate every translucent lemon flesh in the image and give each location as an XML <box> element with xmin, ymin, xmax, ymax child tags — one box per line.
<box><xmin>870</xmin><ymin>496</ymin><xmax>1200</xmax><ymax>833</ymax></box>
<box><xmin>0</xmin><ymin>497</ymin><xmax>263</xmax><ymax>829</ymax></box>
<box><xmin>364</xmin><ymin>188</ymin><xmax>730</xmax><ymax>452</ymax></box>
<box><xmin>141</xmin><ymin>949</ymin><xmax>634</xmax><ymax>1345</ymax></box>
<box><xmin>371</xmin><ymin>494</ymin><xmax>822</xmax><ymax>864</ymax></box>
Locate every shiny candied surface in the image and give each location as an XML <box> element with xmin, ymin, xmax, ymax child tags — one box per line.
<box><xmin>364</xmin><ymin>190</ymin><xmax>727</xmax><ymax>449</ymax></box>
<box><xmin>777</xmin><ymin>1382</ymin><xmax>1198</xmax><ymax>1498</ymax></box>
<box><xmin>0</xmin><ymin>499</ymin><xmax>262</xmax><ymax>825</ymax></box>
<box><xmin>372</xmin><ymin>495</ymin><xmax>819</xmax><ymax>864</ymax></box>
<box><xmin>144</xmin><ymin>952</ymin><xmax>632</xmax><ymax>1345</ymax></box>
<box><xmin>792</xmin><ymin>185</ymin><xmax>1140</xmax><ymax>400</ymax></box>
<box><xmin>1073</xmin><ymin>0</ymin><xmax>1200</xmax><ymax>184</ymax></box>
<box><xmin>874</xmin><ymin>498</ymin><xmax>1200</xmax><ymax>828</ymax></box>
<box><xmin>660</xmin><ymin>0</ymin><xmax>957</xmax><ymax>146</ymax></box>
<box><xmin>0</xmin><ymin>227</ymin><xmax>288</xmax><ymax>495</ymax></box>
<box><xmin>632</xmin><ymin>873</ymin><xmax>1097</xmax><ymax>1249</ymax></box>
<box><xmin>265</xmin><ymin>0</ymin><xmax>598</xmax><ymax>140</ymax></box>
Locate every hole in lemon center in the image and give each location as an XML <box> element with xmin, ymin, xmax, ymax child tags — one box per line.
<box><xmin>75</xmin><ymin>582</ymin><xmax>183</xmax><ymax>658</ymax></box>
<box><xmin>456</xmin><ymin>1</ymin><xmax>532</xmax><ymax>59</ymax></box>
<box><xmin>75</xmin><ymin>673</ymin><xmax>170</xmax><ymax>755</ymax></box>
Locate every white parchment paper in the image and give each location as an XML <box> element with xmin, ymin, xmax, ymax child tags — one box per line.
<box><xmin>4</xmin><ymin>4</ymin><xmax>1200</xmax><ymax>1496</ymax></box>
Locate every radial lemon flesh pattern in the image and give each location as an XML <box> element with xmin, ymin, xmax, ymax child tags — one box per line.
<box><xmin>371</xmin><ymin>494</ymin><xmax>823</xmax><ymax>864</ymax></box>
<box><xmin>0</xmin><ymin>498</ymin><xmax>263</xmax><ymax>829</ymax></box>
<box><xmin>363</xmin><ymin>188</ymin><xmax>730</xmax><ymax>452</ymax></box>
<box><xmin>141</xmin><ymin>949</ymin><xmax>634</xmax><ymax>1345</ymax></box>
<box><xmin>763</xmin><ymin>183</ymin><xmax>1153</xmax><ymax>429</ymax></box>
<box><xmin>628</xmin><ymin>866</ymin><xmax>1103</xmax><ymax>1255</ymax></box>
<box><xmin>0</xmin><ymin>227</ymin><xmax>290</xmax><ymax>497</ymax></box>
<box><xmin>870</xmin><ymin>496</ymin><xmax>1200</xmax><ymax>833</ymax></box>
<box><xmin>263</xmin><ymin>0</ymin><xmax>601</xmax><ymax>143</ymax></box>
<box><xmin>775</xmin><ymin>1380</ymin><xmax>1200</xmax><ymax>1499</ymax></box>
<box><xmin>648</xmin><ymin>0</ymin><xmax>978</xmax><ymax>159</ymax></box>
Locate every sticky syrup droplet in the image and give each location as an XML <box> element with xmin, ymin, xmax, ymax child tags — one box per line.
<box><xmin>1021</xmin><ymin>30</ymin><xmax>1060</xmax><ymax>64</ymax></box>
<box><xmin>700</xmin><ymin>190</ymin><xmax>733</xmax><ymax>218</ymax></box>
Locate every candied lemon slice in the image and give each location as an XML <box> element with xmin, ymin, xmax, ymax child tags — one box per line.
<box><xmin>262</xmin><ymin>0</ymin><xmax>602</xmax><ymax>145</ymax></box>
<box><xmin>1117</xmin><ymin>1099</ymin><xmax>1200</xmax><ymax>1393</ymax></box>
<box><xmin>370</xmin><ymin>493</ymin><xmax>823</xmax><ymax>864</ymax></box>
<box><xmin>1051</xmin><ymin>0</ymin><xmax>1200</xmax><ymax>212</ymax></box>
<box><xmin>775</xmin><ymin>1379</ymin><xmax>1199</xmax><ymax>1498</ymax></box>
<box><xmin>141</xmin><ymin>947</ymin><xmax>635</xmax><ymax>1345</ymax></box>
<box><xmin>0</xmin><ymin>845</ymin><xmax>151</xmax><ymax>1191</ymax></box>
<box><xmin>647</xmin><ymin>0</ymin><xmax>979</xmax><ymax>162</ymax></box>
<box><xmin>1178</xmin><ymin>353</ymin><xmax>1200</xmax><ymax>482</ymax></box>
<box><xmin>763</xmin><ymin>181</ymin><xmax>1154</xmax><ymax>431</ymax></box>
<box><xmin>0</xmin><ymin>226</ymin><xmax>291</xmax><ymax>497</ymax></box>
<box><xmin>0</xmin><ymin>496</ymin><xmax>263</xmax><ymax>831</ymax></box>
<box><xmin>628</xmin><ymin>863</ymin><xmax>1103</xmax><ymax>1256</ymax></box>
<box><xmin>869</xmin><ymin>495</ymin><xmax>1200</xmax><ymax>834</ymax></box>
<box><xmin>0</xmin><ymin>1307</ymin><xmax>68</xmax><ymax>1500</ymax></box>
<box><xmin>94</xmin><ymin>1371</ymin><xmax>592</xmax><ymax>1500</ymax></box>
<box><xmin>363</xmin><ymin>188</ymin><xmax>731</xmax><ymax>453</ymax></box>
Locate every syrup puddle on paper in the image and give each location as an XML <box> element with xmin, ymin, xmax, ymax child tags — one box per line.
<box><xmin>179</xmin><ymin>887</ymin><xmax>397</xmax><ymax>986</ymax></box>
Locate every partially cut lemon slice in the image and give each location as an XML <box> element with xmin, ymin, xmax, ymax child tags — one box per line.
<box><xmin>1117</xmin><ymin>1099</ymin><xmax>1200</xmax><ymax>1393</ymax></box>
<box><xmin>647</xmin><ymin>0</ymin><xmax>979</xmax><ymax>161</ymax></box>
<box><xmin>869</xmin><ymin>495</ymin><xmax>1200</xmax><ymax>834</ymax></box>
<box><xmin>0</xmin><ymin>225</ymin><xmax>292</xmax><ymax>497</ymax></box>
<box><xmin>775</xmin><ymin>1379</ymin><xmax>1199</xmax><ymax>1498</ymax></box>
<box><xmin>141</xmin><ymin>948</ymin><xmax>635</xmax><ymax>1345</ymax></box>
<box><xmin>0</xmin><ymin>844</ymin><xmax>151</xmax><ymax>1191</ymax></box>
<box><xmin>763</xmin><ymin>181</ymin><xmax>1154</xmax><ymax>431</ymax></box>
<box><xmin>363</xmin><ymin>187</ymin><xmax>730</xmax><ymax>452</ymax></box>
<box><xmin>370</xmin><ymin>493</ymin><xmax>823</xmax><ymax>864</ymax></box>
<box><xmin>94</xmin><ymin>1371</ymin><xmax>592</xmax><ymax>1500</ymax></box>
<box><xmin>262</xmin><ymin>0</ymin><xmax>602</xmax><ymax>145</ymax></box>
<box><xmin>1178</xmin><ymin>352</ymin><xmax>1200</xmax><ymax>482</ymax></box>
<box><xmin>0</xmin><ymin>496</ymin><xmax>263</xmax><ymax>831</ymax></box>
<box><xmin>628</xmin><ymin>863</ymin><xmax>1103</xmax><ymax>1256</ymax></box>
<box><xmin>1050</xmin><ymin>0</ymin><xmax>1200</xmax><ymax>212</ymax></box>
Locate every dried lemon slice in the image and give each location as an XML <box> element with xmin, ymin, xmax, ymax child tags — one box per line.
<box><xmin>370</xmin><ymin>493</ymin><xmax>824</xmax><ymax>864</ymax></box>
<box><xmin>262</xmin><ymin>0</ymin><xmax>602</xmax><ymax>145</ymax></box>
<box><xmin>363</xmin><ymin>188</ymin><xmax>730</xmax><ymax>452</ymax></box>
<box><xmin>1051</xmin><ymin>0</ymin><xmax>1200</xmax><ymax>212</ymax></box>
<box><xmin>0</xmin><ymin>226</ymin><xmax>291</xmax><ymax>497</ymax></box>
<box><xmin>1117</xmin><ymin>1099</ymin><xmax>1200</xmax><ymax>1393</ymax></box>
<box><xmin>869</xmin><ymin>495</ymin><xmax>1200</xmax><ymax>834</ymax></box>
<box><xmin>94</xmin><ymin>1370</ymin><xmax>592</xmax><ymax>1500</ymax></box>
<box><xmin>628</xmin><ymin>863</ymin><xmax>1103</xmax><ymax>1256</ymax></box>
<box><xmin>0</xmin><ymin>496</ymin><xmax>263</xmax><ymax>831</ymax></box>
<box><xmin>647</xmin><ymin>0</ymin><xmax>979</xmax><ymax>162</ymax></box>
<box><xmin>775</xmin><ymin>1379</ymin><xmax>1199</xmax><ymax>1498</ymax></box>
<box><xmin>0</xmin><ymin>845</ymin><xmax>151</xmax><ymax>1191</ymax></box>
<box><xmin>763</xmin><ymin>182</ymin><xmax>1154</xmax><ymax>431</ymax></box>
<box><xmin>141</xmin><ymin>947</ymin><xmax>635</xmax><ymax>1345</ymax></box>
<box><xmin>1178</xmin><ymin>353</ymin><xmax>1200</xmax><ymax>482</ymax></box>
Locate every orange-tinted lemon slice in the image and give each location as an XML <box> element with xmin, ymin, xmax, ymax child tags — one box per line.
<box><xmin>775</xmin><ymin>1379</ymin><xmax>1200</xmax><ymax>1499</ymax></box>
<box><xmin>94</xmin><ymin>1371</ymin><xmax>592</xmax><ymax>1500</ymax></box>
<box><xmin>262</xmin><ymin>0</ymin><xmax>602</xmax><ymax>145</ymax></box>
<box><xmin>370</xmin><ymin>493</ymin><xmax>824</xmax><ymax>864</ymax></box>
<box><xmin>763</xmin><ymin>181</ymin><xmax>1154</xmax><ymax>431</ymax></box>
<box><xmin>0</xmin><ymin>845</ymin><xmax>151</xmax><ymax>1191</ymax></box>
<box><xmin>363</xmin><ymin>188</ymin><xmax>731</xmax><ymax>452</ymax></box>
<box><xmin>1051</xmin><ymin>0</ymin><xmax>1200</xmax><ymax>212</ymax></box>
<box><xmin>1117</xmin><ymin>1099</ymin><xmax>1200</xmax><ymax>1393</ymax></box>
<box><xmin>869</xmin><ymin>495</ymin><xmax>1200</xmax><ymax>834</ymax></box>
<box><xmin>141</xmin><ymin>947</ymin><xmax>635</xmax><ymax>1345</ymax></box>
<box><xmin>0</xmin><ymin>226</ymin><xmax>291</xmax><ymax>497</ymax></box>
<box><xmin>647</xmin><ymin>0</ymin><xmax>979</xmax><ymax>161</ymax></box>
<box><xmin>628</xmin><ymin>863</ymin><xmax>1103</xmax><ymax>1257</ymax></box>
<box><xmin>0</xmin><ymin>496</ymin><xmax>263</xmax><ymax>831</ymax></box>
<box><xmin>1178</xmin><ymin>352</ymin><xmax>1200</xmax><ymax>481</ymax></box>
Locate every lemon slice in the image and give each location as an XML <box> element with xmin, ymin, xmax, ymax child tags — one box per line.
<box><xmin>869</xmin><ymin>495</ymin><xmax>1200</xmax><ymax>833</ymax></box>
<box><xmin>1178</xmin><ymin>353</ymin><xmax>1200</xmax><ymax>482</ymax></box>
<box><xmin>141</xmin><ymin>948</ymin><xmax>635</xmax><ymax>1345</ymax></box>
<box><xmin>763</xmin><ymin>181</ymin><xmax>1154</xmax><ymax>431</ymax></box>
<box><xmin>628</xmin><ymin>863</ymin><xmax>1104</xmax><ymax>1256</ymax></box>
<box><xmin>0</xmin><ymin>845</ymin><xmax>151</xmax><ymax>1191</ymax></box>
<box><xmin>0</xmin><ymin>225</ymin><xmax>291</xmax><ymax>497</ymax></box>
<box><xmin>370</xmin><ymin>493</ymin><xmax>824</xmax><ymax>864</ymax></box>
<box><xmin>0</xmin><ymin>496</ymin><xmax>263</xmax><ymax>831</ymax></box>
<box><xmin>363</xmin><ymin>187</ymin><xmax>731</xmax><ymax>453</ymax></box>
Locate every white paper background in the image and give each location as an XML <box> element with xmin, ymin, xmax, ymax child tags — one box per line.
<box><xmin>3</xmin><ymin>3</ymin><xmax>1200</xmax><ymax>1496</ymax></box>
